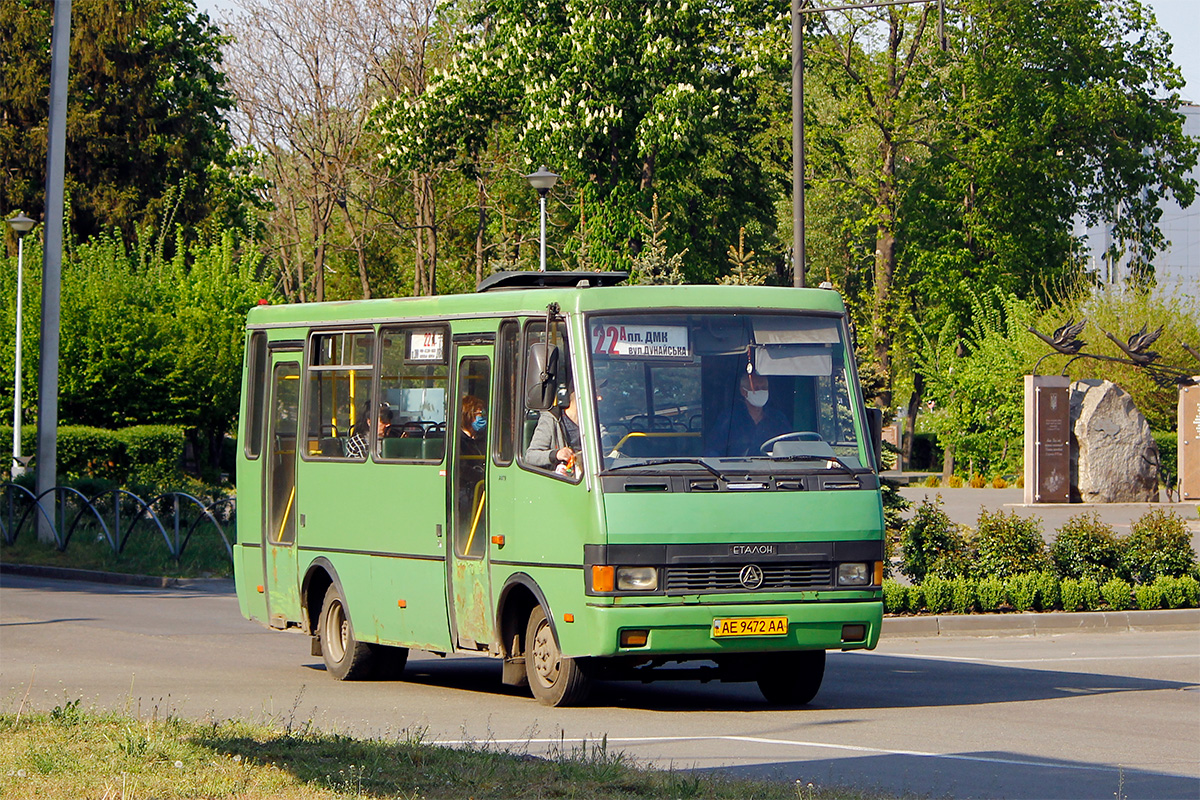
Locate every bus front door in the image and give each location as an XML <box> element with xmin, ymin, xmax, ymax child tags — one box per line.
<box><xmin>264</xmin><ymin>356</ymin><xmax>302</xmax><ymax>629</ymax></box>
<box><xmin>448</xmin><ymin>348</ymin><xmax>494</xmax><ymax>649</ymax></box>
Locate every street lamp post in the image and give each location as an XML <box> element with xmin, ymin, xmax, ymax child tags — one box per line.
<box><xmin>525</xmin><ymin>166</ymin><xmax>559</xmax><ymax>272</ymax></box>
<box><xmin>7</xmin><ymin>212</ymin><xmax>34</xmax><ymax>478</ymax></box>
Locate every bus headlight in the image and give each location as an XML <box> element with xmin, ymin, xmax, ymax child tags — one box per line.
<box><xmin>837</xmin><ymin>563</ymin><xmax>870</xmax><ymax>586</ymax></box>
<box><xmin>616</xmin><ymin>566</ymin><xmax>658</xmax><ymax>591</ymax></box>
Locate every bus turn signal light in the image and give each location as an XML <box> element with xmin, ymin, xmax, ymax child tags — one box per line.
<box><xmin>620</xmin><ymin>630</ymin><xmax>649</xmax><ymax>647</ymax></box>
<box><xmin>491</xmin><ymin>534</ymin><xmax>505</xmax><ymax>546</ymax></box>
<box><xmin>874</xmin><ymin>561</ymin><xmax>884</xmax><ymax>586</ymax></box>
<box><xmin>592</xmin><ymin>565</ymin><xmax>615</xmax><ymax>592</ymax></box>
<box><xmin>256</xmin><ymin>585</ymin><xmax>264</xmax><ymax>594</ymax></box>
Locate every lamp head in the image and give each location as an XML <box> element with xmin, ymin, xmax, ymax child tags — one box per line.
<box><xmin>525</xmin><ymin>165</ymin><xmax>559</xmax><ymax>196</ymax></box>
<box><xmin>7</xmin><ymin>212</ymin><xmax>35</xmax><ymax>236</ymax></box>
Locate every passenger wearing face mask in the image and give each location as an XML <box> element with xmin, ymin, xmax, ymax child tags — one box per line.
<box><xmin>703</xmin><ymin>369</ymin><xmax>790</xmax><ymax>457</ymax></box>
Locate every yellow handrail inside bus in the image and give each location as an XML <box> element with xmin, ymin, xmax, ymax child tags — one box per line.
<box><xmin>277</xmin><ymin>485</ymin><xmax>296</xmax><ymax>542</ymax></box>
<box><xmin>463</xmin><ymin>481</ymin><xmax>486</xmax><ymax>554</ymax></box>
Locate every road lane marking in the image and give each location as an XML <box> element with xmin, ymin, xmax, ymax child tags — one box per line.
<box><xmin>433</xmin><ymin>734</ymin><xmax>1140</xmax><ymax>774</ymax></box>
<box><xmin>860</xmin><ymin>651</ymin><xmax>1198</xmax><ymax>665</ymax></box>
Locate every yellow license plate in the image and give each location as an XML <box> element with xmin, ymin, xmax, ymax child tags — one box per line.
<box><xmin>711</xmin><ymin>616</ymin><xmax>789</xmax><ymax>638</ymax></box>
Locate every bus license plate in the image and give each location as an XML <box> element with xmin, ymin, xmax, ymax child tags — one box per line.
<box><xmin>711</xmin><ymin>616</ymin><xmax>789</xmax><ymax>638</ymax></box>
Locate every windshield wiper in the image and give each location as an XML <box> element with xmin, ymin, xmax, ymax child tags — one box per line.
<box><xmin>768</xmin><ymin>453</ymin><xmax>859</xmax><ymax>474</ymax></box>
<box><xmin>602</xmin><ymin>458</ymin><xmax>729</xmax><ymax>482</ymax></box>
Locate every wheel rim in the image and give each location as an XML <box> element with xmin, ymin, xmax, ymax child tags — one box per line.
<box><xmin>531</xmin><ymin>617</ymin><xmax>560</xmax><ymax>688</ymax></box>
<box><xmin>326</xmin><ymin>599</ymin><xmax>348</xmax><ymax>663</ymax></box>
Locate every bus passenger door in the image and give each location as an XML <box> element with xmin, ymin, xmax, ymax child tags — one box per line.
<box><xmin>448</xmin><ymin>348</ymin><xmax>494</xmax><ymax>649</ymax></box>
<box><xmin>264</xmin><ymin>356</ymin><xmax>302</xmax><ymax>628</ymax></box>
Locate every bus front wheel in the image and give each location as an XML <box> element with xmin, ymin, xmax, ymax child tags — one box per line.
<box><xmin>757</xmin><ymin>650</ymin><xmax>825</xmax><ymax>705</ymax></box>
<box><xmin>525</xmin><ymin>605</ymin><xmax>591</xmax><ymax>706</ymax></box>
<box><xmin>319</xmin><ymin>584</ymin><xmax>374</xmax><ymax>680</ymax></box>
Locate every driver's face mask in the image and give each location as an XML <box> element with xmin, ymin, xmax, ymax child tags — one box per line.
<box><xmin>744</xmin><ymin>388</ymin><xmax>770</xmax><ymax>408</ymax></box>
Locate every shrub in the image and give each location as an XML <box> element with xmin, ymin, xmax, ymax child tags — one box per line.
<box><xmin>1079</xmin><ymin>577</ymin><xmax>1102</xmax><ymax>611</ymax></box>
<box><xmin>1016</xmin><ymin>475</ymin><xmax>1024</xmax><ymax>488</ymax></box>
<box><xmin>1050</xmin><ymin>512</ymin><xmax>1121</xmax><ymax>582</ymax></box>
<box><xmin>1153</xmin><ymin>576</ymin><xmax>1184</xmax><ymax>608</ymax></box>
<box><xmin>948</xmin><ymin>475</ymin><xmax>964</xmax><ymax>488</ymax></box>
<box><xmin>1179</xmin><ymin>575</ymin><xmax>1200</xmax><ymax>607</ymax></box>
<box><xmin>1034</xmin><ymin>571</ymin><xmax>1060</xmax><ymax>611</ymax></box>
<box><xmin>976</xmin><ymin>577</ymin><xmax>1005</xmax><ymax>611</ymax></box>
<box><xmin>900</xmin><ymin>498</ymin><xmax>970</xmax><ymax>582</ymax></box>
<box><xmin>1134</xmin><ymin>583</ymin><xmax>1162</xmax><ymax>610</ymax></box>
<box><xmin>922</xmin><ymin>475</ymin><xmax>940</xmax><ymax>488</ymax></box>
<box><xmin>1100</xmin><ymin>578</ymin><xmax>1134</xmax><ymax>611</ymax></box>
<box><xmin>1006</xmin><ymin>573</ymin><xmax>1039</xmax><ymax>612</ymax></box>
<box><xmin>1151</xmin><ymin>431</ymin><xmax>1177</xmax><ymax>493</ymax></box>
<box><xmin>1061</xmin><ymin>578</ymin><xmax>1085</xmax><ymax>611</ymax></box>
<box><xmin>973</xmin><ymin>509</ymin><xmax>1050</xmax><ymax>579</ymax></box>
<box><xmin>906</xmin><ymin>583</ymin><xmax>925</xmax><ymax>613</ymax></box>
<box><xmin>1121</xmin><ymin>509</ymin><xmax>1197</xmax><ymax>583</ymax></box>
<box><xmin>923</xmin><ymin>576</ymin><xmax>954</xmax><ymax>614</ymax></box>
<box><xmin>882</xmin><ymin>580</ymin><xmax>907</xmax><ymax>613</ymax></box>
<box><xmin>969</xmin><ymin>473</ymin><xmax>987</xmax><ymax>488</ymax></box>
<box><xmin>991</xmin><ymin>476</ymin><xmax>1008</xmax><ymax>489</ymax></box>
<box><xmin>122</xmin><ymin>426</ymin><xmax>186</xmax><ymax>489</ymax></box>
<box><xmin>950</xmin><ymin>577</ymin><xmax>976</xmax><ymax>614</ymax></box>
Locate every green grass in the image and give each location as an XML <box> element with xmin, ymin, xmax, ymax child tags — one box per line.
<box><xmin>0</xmin><ymin>705</ymin><xmax>898</xmax><ymax>800</ymax></box>
<box><xmin>1</xmin><ymin>519</ymin><xmax>234</xmax><ymax>579</ymax></box>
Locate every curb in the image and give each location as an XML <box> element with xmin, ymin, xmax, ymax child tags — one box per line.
<box><xmin>0</xmin><ymin>562</ymin><xmax>235</xmax><ymax>593</ymax></box>
<box><xmin>883</xmin><ymin>608</ymin><xmax>1200</xmax><ymax>637</ymax></box>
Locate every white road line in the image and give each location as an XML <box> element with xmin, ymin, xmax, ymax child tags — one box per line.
<box><xmin>433</xmin><ymin>734</ymin><xmax>1129</xmax><ymax>774</ymax></box>
<box><xmin>859</xmin><ymin>651</ymin><xmax>1199</xmax><ymax>665</ymax></box>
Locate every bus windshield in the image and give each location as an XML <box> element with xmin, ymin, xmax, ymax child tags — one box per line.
<box><xmin>588</xmin><ymin>312</ymin><xmax>869</xmax><ymax>472</ymax></box>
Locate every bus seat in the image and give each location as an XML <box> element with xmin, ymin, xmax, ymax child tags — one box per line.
<box><xmin>423</xmin><ymin>437</ymin><xmax>445</xmax><ymax>460</ymax></box>
<box><xmin>383</xmin><ymin>438</ymin><xmax>425</xmax><ymax>460</ymax></box>
<box><xmin>319</xmin><ymin>437</ymin><xmax>343</xmax><ymax>457</ymax></box>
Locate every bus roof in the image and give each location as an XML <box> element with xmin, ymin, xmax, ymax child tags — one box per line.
<box><xmin>245</xmin><ymin>283</ymin><xmax>847</xmax><ymax>329</ymax></box>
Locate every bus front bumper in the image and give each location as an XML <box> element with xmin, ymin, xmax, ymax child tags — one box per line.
<box><xmin>572</xmin><ymin>598</ymin><xmax>883</xmax><ymax>659</ymax></box>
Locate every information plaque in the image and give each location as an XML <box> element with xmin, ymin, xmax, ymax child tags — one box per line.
<box><xmin>1181</xmin><ymin>382</ymin><xmax>1200</xmax><ymax>501</ymax></box>
<box><xmin>1024</xmin><ymin>375</ymin><xmax>1072</xmax><ymax>504</ymax></box>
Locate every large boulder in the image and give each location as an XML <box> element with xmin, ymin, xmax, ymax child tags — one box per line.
<box><xmin>1069</xmin><ymin>379</ymin><xmax>1159</xmax><ymax>503</ymax></box>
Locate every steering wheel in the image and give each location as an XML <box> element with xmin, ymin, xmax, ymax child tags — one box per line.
<box><xmin>759</xmin><ymin>431</ymin><xmax>823</xmax><ymax>454</ymax></box>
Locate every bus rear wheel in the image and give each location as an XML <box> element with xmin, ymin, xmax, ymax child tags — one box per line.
<box><xmin>757</xmin><ymin>650</ymin><xmax>825</xmax><ymax>706</ymax></box>
<box><xmin>319</xmin><ymin>584</ymin><xmax>374</xmax><ymax>680</ymax></box>
<box><xmin>525</xmin><ymin>605</ymin><xmax>591</xmax><ymax>706</ymax></box>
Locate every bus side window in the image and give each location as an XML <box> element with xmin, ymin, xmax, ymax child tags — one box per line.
<box><xmin>376</xmin><ymin>325</ymin><xmax>449</xmax><ymax>462</ymax></box>
<box><xmin>494</xmin><ymin>320</ymin><xmax>519</xmax><ymax>466</ymax></box>
<box><xmin>304</xmin><ymin>330</ymin><xmax>375</xmax><ymax>461</ymax></box>
<box><xmin>243</xmin><ymin>331</ymin><xmax>268</xmax><ymax>459</ymax></box>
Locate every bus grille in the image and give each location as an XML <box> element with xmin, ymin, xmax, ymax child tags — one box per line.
<box><xmin>663</xmin><ymin>563</ymin><xmax>834</xmax><ymax>593</ymax></box>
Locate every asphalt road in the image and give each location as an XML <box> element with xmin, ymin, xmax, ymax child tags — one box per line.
<box><xmin>1</xmin><ymin>574</ymin><xmax>1197</xmax><ymax>800</ymax></box>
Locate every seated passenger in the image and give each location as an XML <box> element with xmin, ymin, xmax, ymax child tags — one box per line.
<box><xmin>703</xmin><ymin>370</ymin><xmax>790</xmax><ymax>457</ymax></box>
<box><xmin>344</xmin><ymin>402</ymin><xmax>371</xmax><ymax>459</ymax></box>
<box><xmin>526</xmin><ymin>383</ymin><xmax>582</xmax><ymax>477</ymax></box>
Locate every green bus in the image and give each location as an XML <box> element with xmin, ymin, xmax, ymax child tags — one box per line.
<box><xmin>234</xmin><ymin>272</ymin><xmax>886</xmax><ymax>706</ymax></box>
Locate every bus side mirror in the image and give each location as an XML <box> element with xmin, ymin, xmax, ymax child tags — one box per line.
<box><xmin>525</xmin><ymin>343</ymin><xmax>559</xmax><ymax>410</ymax></box>
<box><xmin>866</xmin><ymin>407</ymin><xmax>883</xmax><ymax>472</ymax></box>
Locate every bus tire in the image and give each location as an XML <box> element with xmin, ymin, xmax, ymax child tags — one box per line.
<box><xmin>319</xmin><ymin>584</ymin><xmax>374</xmax><ymax>680</ymax></box>
<box><xmin>525</xmin><ymin>605</ymin><xmax>591</xmax><ymax>707</ymax></box>
<box><xmin>757</xmin><ymin>649</ymin><xmax>825</xmax><ymax>706</ymax></box>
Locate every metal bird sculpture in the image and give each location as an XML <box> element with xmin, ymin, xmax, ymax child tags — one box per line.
<box><xmin>1183</xmin><ymin>343</ymin><xmax>1200</xmax><ymax>365</ymax></box>
<box><xmin>1028</xmin><ymin>318</ymin><xmax>1086</xmax><ymax>354</ymax></box>
<box><xmin>1102</xmin><ymin>324</ymin><xmax>1162</xmax><ymax>365</ymax></box>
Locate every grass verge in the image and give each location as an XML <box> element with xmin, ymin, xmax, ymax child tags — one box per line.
<box><xmin>0</xmin><ymin>704</ymin><xmax>895</xmax><ymax>800</ymax></box>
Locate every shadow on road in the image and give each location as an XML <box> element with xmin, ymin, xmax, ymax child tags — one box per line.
<box><xmin>298</xmin><ymin>649</ymin><xmax>1195</xmax><ymax>714</ymax></box>
<box><xmin>696</xmin><ymin>750</ymin><xmax>1200</xmax><ymax>800</ymax></box>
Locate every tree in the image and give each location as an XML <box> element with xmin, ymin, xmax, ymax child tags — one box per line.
<box><xmin>0</xmin><ymin>0</ymin><xmax>240</xmax><ymax>240</ymax></box>
<box><xmin>374</xmin><ymin>0</ymin><xmax>781</xmax><ymax>279</ymax></box>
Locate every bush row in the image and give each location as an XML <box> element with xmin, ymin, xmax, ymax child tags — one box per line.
<box><xmin>900</xmin><ymin>499</ymin><xmax>1197</xmax><ymax>586</ymax></box>
<box><xmin>884</xmin><ymin>573</ymin><xmax>1200</xmax><ymax>614</ymax></box>
<box><xmin>1</xmin><ymin>425</ymin><xmax>185</xmax><ymax>491</ymax></box>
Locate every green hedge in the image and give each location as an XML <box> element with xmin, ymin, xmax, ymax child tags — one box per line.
<box><xmin>1152</xmin><ymin>431</ymin><xmax>1177</xmax><ymax>490</ymax></box>
<box><xmin>0</xmin><ymin>424</ymin><xmax>185</xmax><ymax>490</ymax></box>
<box><xmin>885</xmin><ymin>574</ymin><xmax>1200</xmax><ymax>614</ymax></box>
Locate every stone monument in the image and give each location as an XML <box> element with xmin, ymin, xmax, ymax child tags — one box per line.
<box><xmin>1181</xmin><ymin>381</ymin><xmax>1200</xmax><ymax>501</ymax></box>
<box><xmin>1069</xmin><ymin>379</ymin><xmax>1158</xmax><ymax>503</ymax></box>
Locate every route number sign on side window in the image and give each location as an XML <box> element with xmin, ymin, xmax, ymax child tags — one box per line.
<box><xmin>408</xmin><ymin>329</ymin><xmax>445</xmax><ymax>363</ymax></box>
<box><xmin>592</xmin><ymin>324</ymin><xmax>689</xmax><ymax>358</ymax></box>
